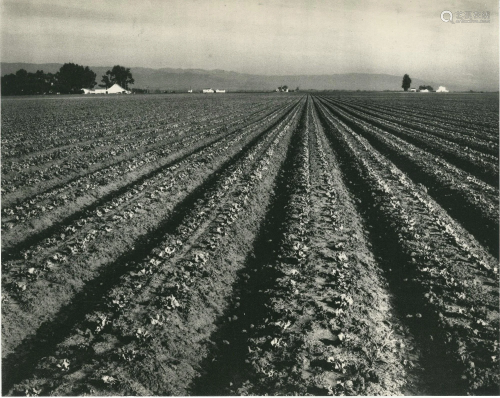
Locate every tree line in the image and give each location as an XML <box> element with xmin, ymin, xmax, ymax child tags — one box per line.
<box><xmin>1</xmin><ymin>63</ymin><xmax>134</xmax><ymax>96</ymax></box>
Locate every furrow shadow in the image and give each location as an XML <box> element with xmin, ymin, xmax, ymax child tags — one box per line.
<box><xmin>321</xmin><ymin>98</ymin><xmax>498</xmax><ymax>187</ymax></box>
<box><xmin>189</xmin><ymin>102</ymin><xmax>308</xmax><ymax>396</ymax></box>
<box><xmin>2</xmin><ymin>102</ymin><xmax>287</xmax><ymax>208</ymax></box>
<box><xmin>1</xmin><ymin>101</ymin><xmax>300</xmax><ymax>394</ymax></box>
<box><xmin>317</xmin><ymin>98</ymin><xmax>499</xmax><ymax>259</ymax></box>
<box><xmin>2</xmin><ymin>102</ymin><xmax>296</xmax><ymax>261</ymax></box>
<box><xmin>314</xmin><ymin>99</ymin><xmax>469</xmax><ymax>395</ymax></box>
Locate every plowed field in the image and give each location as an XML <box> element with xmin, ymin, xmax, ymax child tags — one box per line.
<box><xmin>2</xmin><ymin>92</ymin><xmax>499</xmax><ymax>396</ymax></box>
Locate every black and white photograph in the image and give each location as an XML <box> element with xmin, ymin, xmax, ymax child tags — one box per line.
<box><xmin>1</xmin><ymin>0</ymin><xmax>499</xmax><ymax>395</ymax></box>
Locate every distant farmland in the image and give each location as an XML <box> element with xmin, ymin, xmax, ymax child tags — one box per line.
<box><xmin>2</xmin><ymin>92</ymin><xmax>499</xmax><ymax>395</ymax></box>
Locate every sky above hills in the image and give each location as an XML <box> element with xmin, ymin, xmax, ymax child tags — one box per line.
<box><xmin>1</xmin><ymin>0</ymin><xmax>498</xmax><ymax>90</ymax></box>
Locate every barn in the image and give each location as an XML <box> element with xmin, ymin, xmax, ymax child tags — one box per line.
<box><xmin>107</xmin><ymin>84</ymin><xmax>131</xmax><ymax>94</ymax></box>
<box><xmin>82</xmin><ymin>84</ymin><xmax>131</xmax><ymax>94</ymax></box>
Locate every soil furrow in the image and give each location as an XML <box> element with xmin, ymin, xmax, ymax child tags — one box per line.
<box><xmin>328</xmin><ymin>97</ymin><xmax>498</xmax><ymax>154</ymax></box>
<box><xmin>316</xmin><ymin>97</ymin><xmax>499</xmax><ymax>258</ymax></box>
<box><xmin>190</xmin><ymin>100</ymin><xmax>309</xmax><ymax>396</ymax></box>
<box><xmin>2</xmin><ymin>101</ymin><xmax>296</xmax><ymax>254</ymax></box>
<box><xmin>192</xmin><ymin>98</ymin><xmax>422</xmax><ymax>395</ymax></box>
<box><xmin>320</xmin><ymin>97</ymin><xmax>498</xmax><ymax>187</ymax></box>
<box><xmin>4</xmin><ymin>98</ymin><xmax>306</xmax><ymax>397</ymax></box>
<box><xmin>1</xmin><ymin>100</ymin><xmax>285</xmax><ymax>203</ymax></box>
<box><xmin>1</xmin><ymin>98</ymin><xmax>274</xmax><ymax>167</ymax></box>
<box><xmin>2</xmin><ymin>92</ymin><xmax>498</xmax><ymax>397</ymax></box>
<box><xmin>316</xmin><ymin>100</ymin><xmax>499</xmax><ymax>395</ymax></box>
<box><xmin>1</xmin><ymin>100</ymin><xmax>301</xmax><ymax>368</ymax></box>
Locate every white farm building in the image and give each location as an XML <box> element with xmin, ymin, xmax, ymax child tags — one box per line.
<box><xmin>82</xmin><ymin>84</ymin><xmax>131</xmax><ymax>94</ymax></box>
<box><xmin>436</xmin><ymin>86</ymin><xmax>449</xmax><ymax>92</ymax></box>
<box><xmin>202</xmin><ymin>88</ymin><xmax>226</xmax><ymax>93</ymax></box>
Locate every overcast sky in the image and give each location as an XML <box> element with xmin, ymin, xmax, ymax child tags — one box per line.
<box><xmin>1</xmin><ymin>0</ymin><xmax>498</xmax><ymax>87</ymax></box>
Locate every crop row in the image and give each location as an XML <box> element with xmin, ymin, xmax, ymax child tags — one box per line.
<box><xmin>194</xmin><ymin>97</ymin><xmax>419</xmax><ymax>395</ymax></box>
<box><xmin>1</xmin><ymin>98</ymin><xmax>292</xmax><ymax>202</ymax></box>
<box><xmin>1</xmin><ymin>99</ymin><xmax>302</xmax><ymax>364</ymax></box>
<box><xmin>1</xmin><ymin>100</ymin><xmax>297</xmax><ymax>251</ymax></box>
<box><xmin>336</xmin><ymin>96</ymin><xmax>498</xmax><ymax>138</ymax></box>
<box><xmin>1</xmin><ymin>95</ymin><xmax>282</xmax><ymax>158</ymax></box>
<box><xmin>316</xmin><ymin>99</ymin><xmax>499</xmax><ymax>394</ymax></box>
<box><xmin>4</xmin><ymin>98</ymin><xmax>306</xmax><ymax>396</ymax></box>
<box><xmin>318</xmin><ymin>97</ymin><xmax>498</xmax><ymax>187</ymax></box>
<box><xmin>2</xmin><ymin>96</ymin><xmax>282</xmax><ymax>176</ymax></box>
<box><xmin>2</xmin><ymin>93</ymin><xmax>497</xmax><ymax>396</ymax></box>
<box><xmin>314</xmin><ymin>98</ymin><xmax>499</xmax><ymax>257</ymax></box>
<box><xmin>1</xmin><ymin>99</ymin><xmax>288</xmax><ymax>212</ymax></box>
<box><xmin>338</xmin><ymin>94</ymin><xmax>498</xmax><ymax>131</ymax></box>
<box><xmin>324</xmin><ymin>97</ymin><xmax>498</xmax><ymax>156</ymax></box>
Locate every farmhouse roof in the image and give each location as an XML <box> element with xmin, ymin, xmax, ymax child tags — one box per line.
<box><xmin>107</xmin><ymin>84</ymin><xmax>130</xmax><ymax>93</ymax></box>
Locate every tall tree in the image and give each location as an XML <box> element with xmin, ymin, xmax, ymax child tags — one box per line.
<box><xmin>55</xmin><ymin>63</ymin><xmax>96</xmax><ymax>94</ymax></box>
<box><xmin>1</xmin><ymin>71</ymin><xmax>24</xmax><ymax>95</ymax></box>
<box><xmin>99</xmin><ymin>75</ymin><xmax>112</xmax><ymax>89</ymax></box>
<box><xmin>402</xmin><ymin>74</ymin><xmax>412</xmax><ymax>91</ymax></box>
<box><xmin>102</xmin><ymin>65</ymin><xmax>134</xmax><ymax>89</ymax></box>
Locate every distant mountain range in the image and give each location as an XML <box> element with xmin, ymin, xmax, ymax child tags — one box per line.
<box><xmin>0</xmin><ymin>62</ymin><xmax>488</xmax><ymax>92</ymax></box>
